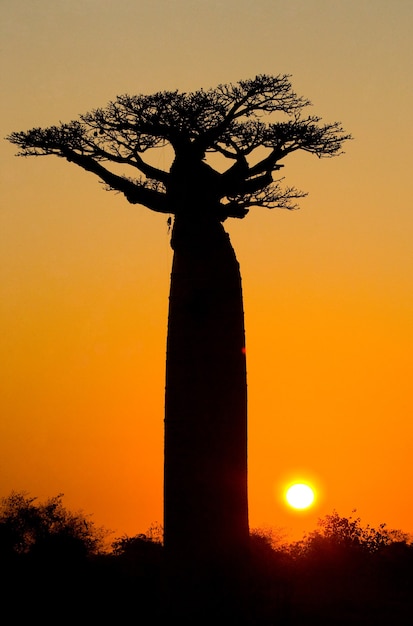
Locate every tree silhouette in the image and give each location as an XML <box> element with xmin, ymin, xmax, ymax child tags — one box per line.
<box><xmin>0</xmin><ymin>491</ymin><xmax>106</xmax><ymax>559</ymax></box>
<box><xmin>7</xmin><ymin>75</ymin><xmax>350</xmax><ymax>585</ymax></box>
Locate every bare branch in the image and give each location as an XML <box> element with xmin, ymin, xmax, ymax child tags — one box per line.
<box><xmin>62</xmin><ymin>149</ymin><xmax>168</xmax><ymax>213</ymax></box>
<box><xmin>7</xmin><ymin>74</ymin><xmax>351</xmax><ymax>217</ymax></box>
<box><xmin>222</xmin><ymin>178</ymin><xmax>307</xmax><ymax>218</ymax></box>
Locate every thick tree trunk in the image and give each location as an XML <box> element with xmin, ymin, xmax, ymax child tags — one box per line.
<box><xmin>164</xmin><ymin>215</ymin><xmax>249</xmax><ymax>578</ymax></box>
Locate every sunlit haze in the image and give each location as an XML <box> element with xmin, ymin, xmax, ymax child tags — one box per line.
<box><xmin>1</xmin><ymin>0</ymin><xmax>412</xmax><ymax>543</ymax></box>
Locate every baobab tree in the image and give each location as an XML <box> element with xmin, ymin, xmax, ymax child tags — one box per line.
<box><xmin>7</xmin><ymin>75</ymin><xmax>350</xmax><ymax>579</ymax></box>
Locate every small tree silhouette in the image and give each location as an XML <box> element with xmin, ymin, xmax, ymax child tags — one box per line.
<box><xmin>294</xmin><ymin>510</ymin><xmax>410</xmax><ymax>557</ymax></box>
<box><xmin>0</xmin><ymin>491</ymin><xmax>106</xmax><ymax>559</ymax></box>
<box><xmin>7</xmin><ymin>75</ymin><xmax>350</xmax><ymax>581</ymax></box>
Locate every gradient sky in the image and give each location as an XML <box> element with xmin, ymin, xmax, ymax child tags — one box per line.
<box><xmin>1</xmin><ymin>0</ymin><xmax>412</xmax><ymax>542</ymax></box>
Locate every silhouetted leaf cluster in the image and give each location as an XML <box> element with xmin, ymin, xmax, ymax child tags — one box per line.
<box><xmin>250</xmin><ymin>512</ymin><xmax>413</xmax><ymax>625</ymax></box>
<box><xmin>0</xmin><ymin>491</ymin><xmax>107</xmax><ymax>560</ymax></box>
<box><xmin>7</xmin><ymin>75</ymin><xmax>351</xmax><ymax>218</ymax></box>
<box><xmin>1</xmin><ymin>493</ymin><xmax>411</xmax><ymax>625</ymax></box>
<box><xmin>290</xmin><ymin>509</ymin><xmax>410</xmax><ymax>558</ymax></box>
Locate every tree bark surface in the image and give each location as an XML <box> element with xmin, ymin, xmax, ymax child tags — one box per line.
<box><xmin>164</xmin><ymin>216</ymin><xmax>249</xmax><ymax>576</ymax></box>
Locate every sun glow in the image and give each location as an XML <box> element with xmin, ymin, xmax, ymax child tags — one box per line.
<box><xmin>285</xmin><ymin>483</ymin><xmax>315</xmax><ymax>510</ymax></box>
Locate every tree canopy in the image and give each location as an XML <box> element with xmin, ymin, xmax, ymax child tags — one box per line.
<box><xmin>7</xmin><ymin>74</ymin><xmax>351</xmax><ymax>220</ymax></box>
<box><xmin>290</xmin><ymin>510</ymin><xmax>410</xmax><ymax>558</ymax></box>
<box><xmin>0</xmin><ymin>491</ymin><xmax>107</xmax><ymax>558</ymax></box>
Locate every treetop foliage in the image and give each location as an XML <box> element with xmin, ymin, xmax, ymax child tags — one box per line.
<box><xmin>1</xmin><ymin>493</ymin><xmax>411</xmax><ymax>625</ymax></box>
<box><xmin>288</xmin><ymin>510</ymin><xmax>411</xmax><ymax>559</ymax></box>
<box><xmin>7</xmin><ymin>74</ymin><xmax>351</xmax><ymax>219</ymax></box>
<box><xmin>0</xmin><ymin>491</ymin><xmax>107</xmax><ymax>558</ymax></box>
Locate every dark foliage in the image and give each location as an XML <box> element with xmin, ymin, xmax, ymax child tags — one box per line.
<box><xmin>7</xmin><ymin>74</ymin><xmax>351</xmax><ymax>218</ymax></box>
<box><xmin>0</xmin><ymin>491</ymin><xmax>107</xmax><ymax>559</ymax></box>
<box><xmin>279</xmin><ymin>512</ymin><xmax>413</xmax><ymax>625</ymax></box>
<box><xmin>1</xmin><ymin>494</ymin><xmax>412</xmax><ymax>625</ymax></box>
<box><xmin>0</xmin><ymin>492</ymin><xmax>110</xmax><ymax>621</ymax></box>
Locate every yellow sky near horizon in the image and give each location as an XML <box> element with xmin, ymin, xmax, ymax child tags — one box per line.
<box><xmin>1</xmin><ymin>0</ymin><xmax>412</xmax><ymax>541</ymax></box>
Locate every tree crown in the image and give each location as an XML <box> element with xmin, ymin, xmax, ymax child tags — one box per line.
<box><xmin>0</xmin><ymin>491</ymin><xmax>108</xmax><ymax>557</ymax></box>
<box><xmin>7</xmin><ymin>74</ymin><xmax>351</xmax><ymax>219</ymax></box>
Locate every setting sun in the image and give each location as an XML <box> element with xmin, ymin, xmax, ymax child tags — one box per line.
<box><xmin>285</xmin><ymin>484</ymin><xmax>315</xmax><ymax>510</ymax></box>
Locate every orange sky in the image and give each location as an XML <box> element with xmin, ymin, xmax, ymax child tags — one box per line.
<box><xmin>1</xmin><ymin>0</ymin><xmax>412</xmax><ymax>542</ymax></box>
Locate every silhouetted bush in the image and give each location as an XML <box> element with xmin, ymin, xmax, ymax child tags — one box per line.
<box><xmin>1</xmin><ymin>493</ymin><xmax>412</xmax><ymax>625</ymax></box>
<box><xmin>0</xmin><ymin>491</ymin><xmax>107</xmax><ymax>558</ymax></box>
<box><xmin>273</xmin><ymin>511</ymin><xmax>413</xmax><ymax>625</ymax></box>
